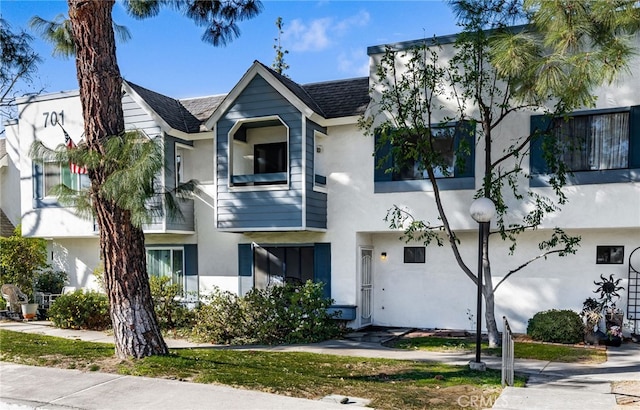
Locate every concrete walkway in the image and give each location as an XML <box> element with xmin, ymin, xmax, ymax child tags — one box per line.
<box><xmin>1</xmin><ymin>320</ymin><xmax>639</xmax><ymax>409</ymax></box>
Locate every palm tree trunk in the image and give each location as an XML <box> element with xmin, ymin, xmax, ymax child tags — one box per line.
<box><xmin>68</xmin><ymin>0</ymin><xmax>167</xmax><ymax>358</ymax></box>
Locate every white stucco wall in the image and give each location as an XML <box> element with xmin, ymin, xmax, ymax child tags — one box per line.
<box><xmin>1</xmin><ymin>123</ymin><xmax>22</xmax><ymax>228</ymax></box>
<box><xmin>12</xmin><ymin>91</ymin><xmax>97</xmax><ymax>238</ymax></box>
<box><xmin>48</xmin><ymin>238</ymin><xmax>102</xmax><ymax>291</ymax></box>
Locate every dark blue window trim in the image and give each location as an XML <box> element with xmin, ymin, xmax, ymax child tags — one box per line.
<box><xmin>238</xmin><ymin>242</ymin><xmax>331</xmax><ymax>298</ymax></box>
<box><xmin>530</xmin><ymin>106</ymin><xmax>640</xmax><ymax>187</ymax></box>
<box><xmin>373</xmin><ymin>121</ymin><xmax>475</xmax><ymax>193</ymax></box>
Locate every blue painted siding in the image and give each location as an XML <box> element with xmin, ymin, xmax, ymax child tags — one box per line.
<box><xmin>216</xmin><ymin>75</ymin><xmax>307</xmax><ymax>230</ymax></box>
<box><xmin>122</xmin><ymin>94</ymin><xmax>162</xmax><ymax>138</ymax></box>
<box><xmin>305</xmin><ymin>121</ymin><xmax>327</xmax><ymax>229</ymax></box>
<box><xmin>121</xmin><ymin>93</ymin><xmax>194</xmax><ymax>232</ymax></box>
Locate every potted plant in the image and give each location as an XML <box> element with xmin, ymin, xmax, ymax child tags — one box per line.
<box><xmin>581</xmin><ymin>297</ymin><xmax>603</xmax><ymax>345</ymax></box>
<box><xmin>20</xmin><ymin>299</ymin><xmax>39</xmax><ymax>320</ymax></box>
<box><xmin>604</xmin><ymin>326</ymin><xmax>623</xmax><ymax>347</ymax></box>
<box><xmin>593</xmin><ymin>274</ymin><xmax>625</xmax><ymax>345</ymax></box>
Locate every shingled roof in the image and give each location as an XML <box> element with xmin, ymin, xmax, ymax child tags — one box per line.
<box><xmin>126</xmin><ymin>64</ymin><xmax>370</xmax><ymax>134</ymax></box>
<box><xmin>125</xmin><ymin>81</ymin><xmax>203</xmax><ymax>134</ymax></box>
<box><xmin>303</xmin><ymin>77</ymin><xmax>369</xmax><ymax>119</ymax></box>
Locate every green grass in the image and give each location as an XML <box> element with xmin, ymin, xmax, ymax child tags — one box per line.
<box><xmin>0</xmin><ymin>329</ymin><xmax>525</xmax><ymax>409</ymax></box>
<box><xmin>0</xmin><ymin>329</ymin><xmax>115</xmax><ymax>370</ymax></box>
<box><xmin>389</xmin><ymin>336</ymin><xmax>606</xmax><ymax>363</ymax></box>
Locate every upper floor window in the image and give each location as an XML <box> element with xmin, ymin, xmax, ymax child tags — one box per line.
<box><xmin>230</xmin><ymin>118</ymin><xmax>289</xmax><ymax>187</ymax></box>
<box><xmin>530</xmin><ymin>106</ymin><xmax>640</xmax><ymax>185</ymax></box>
<box><xmin>175</xmin><ymin>152</ymin><xmax>183</xmax><ymax>187</ymax></box>
<box><xmin>374</xmin><ymin>121</ymin><xmax>475</xmax><ymax>193</ymax></box>
<box><xmin>555</xmin><ymin>112</ymin><xmax>629</xmax><ymax>171</ymax></box>
<box><xmin>314</xmin><ymin>131</ymin><xmax>327</xmax><ymax>189</ymax></box>
<box><xmin>254</xmin><ymin>142</ymin><xmax>286</xmax><ymax>174</ymax></box>
<box><xmin>34</xmin><ymin>161</ymin><xmax>90</xmax><ymax>200</ymax></box>
<box><xmin>393</xmin><ymin>126</ymin><xmax>456</xmax><ymax>180</ymax></box>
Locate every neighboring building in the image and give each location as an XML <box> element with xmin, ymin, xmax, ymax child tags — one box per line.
<box><xmin>4</xmin><ymin>31</ymin><xmax>640</xmax><ymax>334</ymax></box>
<box><xmin>0</xmin><ymin>136</ymin><xmax>19</xmax><ymax>237</ymax></box>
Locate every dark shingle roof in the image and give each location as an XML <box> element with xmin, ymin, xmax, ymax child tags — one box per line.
<box><xmin>126</xmin><ymin>63</ymin><xmax>370</xmax><ymax>133</ymax></box>
<box><xmin>303</xmin><ymin>77</ymin><xmax>369</xmax><ymax>119</ymax></box>
<box><xmin>257</xmin><ymin>61</ymin><xmax>370</xmax><ymax>119</ymax></box>
<box><xmin>179</xmin><ymin>95</ymin><xmax>226</xmax><ymax>123</ymax></box>
<box><xmin>256</xmin><ymin>62</ymin><xmax>327</xmax><ymax>117</ymax></box>
<box><xmin>125</xmin><ymin>81</ymin><xmax>203</xmax><ymax>133</ymax></box>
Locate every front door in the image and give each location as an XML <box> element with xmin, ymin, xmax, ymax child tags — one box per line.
<box><xmin>360</xmin><ymin>248</ymin><xmax>373</xmax><ymax>325</ymax></box>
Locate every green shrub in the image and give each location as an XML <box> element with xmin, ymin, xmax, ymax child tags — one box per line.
<box><xmin>526</xmin><ymin>309</ymin><xmax>584</xmax><ymax>344</ymax></box>
<box><xmin>192</xmin><ymin>281</ymin><xmax>343</xmax><ymax>345</ymax></box>
<box><xmin>48</xmin><ymin>290</ymin><xmax>111</xmax><ymax>330</ymax></box>
<box><xmin>0</xmin><ymin>225</ymin><xmax>48</xmax><ymax>299</ymax></box>
<box><xmin>34</xmin><ymin>270</ymin><xmax>68</xmax><ymax>294</ymax></box>
<box><xmin>192</xmin><ymin>288</ymin><xmax>249</xmax><ymax>344</ymax></box>
<box><xmin>149</xmin><ymin>276</ymin><xmax>195</xmax><ymax>330</ymax></box>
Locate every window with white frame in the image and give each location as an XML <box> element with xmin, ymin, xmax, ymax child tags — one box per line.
<box><xmin>146</xmin><ymin>247</ymin><xmax>185</xmax><ymax>293</ymax></box>
<box><xmin>39</xmin><ymin>161</ymin><xmax>89</xmax><ymax>198</ymax></box>
<box><xmin>314</xmin><ymin>131</ymin><xmax>327</xmax><ymax>187</ymax></box>
<box><xmin>230</xmin><ymin>118</ymin><xmax>289</xmax><ymax>187</ymax></box>
<box><xmin>175</xmin><ymin>152</ymin><xmax>183</xmax><ymax>187</ymax></box>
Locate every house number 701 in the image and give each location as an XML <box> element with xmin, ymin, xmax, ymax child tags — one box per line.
<box><xmin>43</xmin><ymin>111</ymin><xmax>64</xmax><ymax>127</ymax></box>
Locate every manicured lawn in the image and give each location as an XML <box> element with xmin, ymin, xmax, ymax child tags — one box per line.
<box><xmin>389</xmin><ymin>336</ymin><xmax>606</xmax><ymax>363</ymax></box>
<box><xmin>0</xmin><ymin>329</ymin><xmax>524</xmax><ymax>409</ymax></box>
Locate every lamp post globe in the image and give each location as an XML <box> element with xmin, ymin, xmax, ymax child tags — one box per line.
<box><xmin>469</xmin><ymin>197</ymin><xmax>495</xmax><ymax>371</ymax></box>
<box><xmin>470</xmin><ymin>197</ymin><xmax>496</xmax><ymax>223</ymax></box>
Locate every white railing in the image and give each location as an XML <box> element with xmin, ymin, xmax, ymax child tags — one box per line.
<box><xmin>501</xmin><ymin>316</ymin><xmax>515</xmax><ymax>387</ymax></box>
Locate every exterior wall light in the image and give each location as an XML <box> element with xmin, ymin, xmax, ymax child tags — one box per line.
<box><xmin>381</xmin><ymin>252</ymin><xmax>387</xmax><ymax>260</ymax></box>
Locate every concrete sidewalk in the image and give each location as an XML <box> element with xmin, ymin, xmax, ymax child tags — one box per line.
<box><xmin>1</xmin><ymin>320</ymin><xmax>639</xmax><ymax>409</ymax></box>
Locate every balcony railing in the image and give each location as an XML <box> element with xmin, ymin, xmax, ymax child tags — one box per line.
<box><xmin>232</xmin><ymin>172</ymin><xmax>287</xmax><ymax>186</ymax></box>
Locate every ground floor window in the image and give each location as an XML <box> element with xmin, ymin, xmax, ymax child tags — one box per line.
<box><xmin>254</xmin><ymin>246</ymin><xmax>314</xmax><ymax>289</ymax></box>
<box><xmin>238</xmin><ymin>243</ymin><xmax>331</xmax><ymax>298</ymax></box>
<box><xmin>146</xmin><ymin>247</ymin><xmax>184</xmax><ymax>293</ymax></box>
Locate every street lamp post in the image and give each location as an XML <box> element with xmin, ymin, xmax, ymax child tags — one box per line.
<box><xmin>469</xmin><ymin>197</ymin><xmax>496</xmax><ymax>371</ymax></box>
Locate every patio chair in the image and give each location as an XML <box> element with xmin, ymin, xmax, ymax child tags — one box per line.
<box><xmin>1</xmin><ymin>284</ymin><xmax>29</xmax><ymax>312</ymax></box>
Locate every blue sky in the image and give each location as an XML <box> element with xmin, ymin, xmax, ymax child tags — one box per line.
<box><xmin>2</xmin><ymin>0</ymin><xmax>460</xmax><ymax>99</ymax></box>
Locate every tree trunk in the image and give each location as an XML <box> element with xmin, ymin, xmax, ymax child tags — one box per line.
<box><xmin>68</xmin><ymin>0</ymin><xmax>168</xmax><ymax>358</ymax></box>
<box><xmin>480</xmin><ymin>221</ymin><xmax>500</xmax><ymax>347</ymax></box>
<box><xmin>483</xmin><ymin>280</ymin><xmax>500</xmax><ymax>348</ymax></box>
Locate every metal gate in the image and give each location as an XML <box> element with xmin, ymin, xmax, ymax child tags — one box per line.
<box><xmin>360</xmin><ymin>248</ymin><xmax>373</xmax><ymax>325</ymax></box>
<box><xmin>627</xmin><ymin>247</ymin><xmax>640</xmax><ymax>335</ymax></box>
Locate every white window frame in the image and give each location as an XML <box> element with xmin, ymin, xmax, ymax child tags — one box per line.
<box><xmin>227</xmin><ymin>116</ymin><xmax>290</xmax><ymax>191</ymax></box>
<box><xmin>313</xmin><ymin>130</ymin><xmax>328</xmax><ymax>193</ymax></box>
<box><xmin>146</xmin><ymin>246</ymin><xmax>186</xmax><ymax>296</ymax></box>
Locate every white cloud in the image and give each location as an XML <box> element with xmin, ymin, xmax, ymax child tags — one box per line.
<box><xmin>286</xmin><ymin>18</ymin><xmax>332</xmax><ymax>52</ymax></box>
<box><xmin>283</xmin><ymin>10</ymin><xmax>371</xmax><ymax>53</ymax></box>
<box><xmin>337</xmin><ymin>49</ymin><xmax>369</xmax><ymax>77</ymax></box>
<box><xmin>334</xmin><ymin>10</ymin><xmax>370</xmax><ymax>34</ymax></box>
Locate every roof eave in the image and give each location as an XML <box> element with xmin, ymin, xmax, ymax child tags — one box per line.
<box><xmin>317</xmin><ymin>115</ymin><xmax>363</xmax><ymax>127</ymax></box>
<box><xmin>204</xmin><ymin>62</ymin><xmax>323</xmax><ymax>130</ymax></box>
